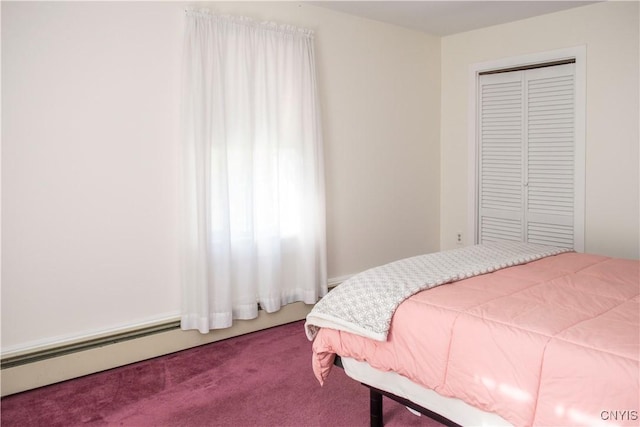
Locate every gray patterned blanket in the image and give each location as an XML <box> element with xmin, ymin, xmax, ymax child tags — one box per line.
<box><xmin>305</xmin><ymin>242</ymin><xmax>570</xmax><ymax>341</ymax></box>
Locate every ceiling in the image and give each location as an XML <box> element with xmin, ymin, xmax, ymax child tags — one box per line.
<box><xmin>308</xmin><ymin>1</ymin><xmax>599</xmax><ymax>36</ymax></box>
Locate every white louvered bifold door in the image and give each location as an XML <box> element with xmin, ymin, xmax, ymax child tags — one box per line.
<box><xmin>478</xmin><ymin>63</ymin><xmax>576</xmax><ymax>249</ymax></box>
<box><xmin>525</xmin><ymin>64</ymin><xmax>575</xmax><ymax>248</ymax></box>
<box><xmin>478</xmin><ymin>71</ymin><xmax>525</xmax><ymax>244</ymax></box>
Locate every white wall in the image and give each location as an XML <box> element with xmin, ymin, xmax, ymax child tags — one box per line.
<box><xmin>2</xmin><ymin>2</ymin><xmax>184</xmax><ymax>352</ymax></box>
<box><xmin>440</xmin><ymin>1</ymin><xmax>639</xmax><ymax>259</ymax></box>
<box><xmin>1</xmin><ymin>2</ymin><xmax>441</xmax><ymax>353</ymax></box>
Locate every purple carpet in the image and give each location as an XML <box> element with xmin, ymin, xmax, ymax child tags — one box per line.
<box><xmin>1</xmin><ymin>321</ymin><xmax>444</xmax><ymax>426</ymax></box>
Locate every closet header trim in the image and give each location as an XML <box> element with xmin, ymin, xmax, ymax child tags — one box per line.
<box><xmin>479</xmin><ymin>58</ymin><xmax>576</xmax><ymax>75</ymax></box>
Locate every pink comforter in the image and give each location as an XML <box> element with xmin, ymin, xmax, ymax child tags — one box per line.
<box><xmin>312</xmin><ymin>252</ymin><xmax>640</xmax><ymax>426</ymax></box>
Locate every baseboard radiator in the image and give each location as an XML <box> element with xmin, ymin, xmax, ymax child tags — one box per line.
<box><xmin>1</xmin><ymin>320</ymin><xmax>182</xmax><ymax>370</ymax></box>
<box><xmin>0</xmin><ymin>277</ymin><xmax>350</xmax><ymax>397</ymax></box>
<box><xmin>0</xmin><ymin>301</ymin><xmax>315</xmax><ymax>397</ymax></box>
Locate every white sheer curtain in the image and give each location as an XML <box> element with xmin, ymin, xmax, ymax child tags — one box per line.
<box><xmin>180</xmin><ymin>10</ymin><xmax>327</xmax><ymax>333</ymax></box>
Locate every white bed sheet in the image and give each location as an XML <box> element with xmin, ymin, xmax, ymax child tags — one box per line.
<box><xmin>341</xmin><ymin>357</ymin><xmax>512</xmax><ymax>426</ymax></box>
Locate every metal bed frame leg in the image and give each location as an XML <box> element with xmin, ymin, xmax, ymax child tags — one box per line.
<box><xmin>370</xmin><ymin>388</ymin><xmax>383</xmax><ymax>427</ymax></box>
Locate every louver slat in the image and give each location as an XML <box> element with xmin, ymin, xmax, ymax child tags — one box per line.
<box><xmin>481</xmin><ymin>216</ymin><xmax>522</xmax><ymax>243</ymax></box>
<box><xmin>528</xmin><ymin>222</ymin><xmax>574</xmax><ymax>248</ymax></box>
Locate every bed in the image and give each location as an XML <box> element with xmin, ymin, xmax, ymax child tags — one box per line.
<box><xmin>305</xmin><ymin>242</ymin><xmax>639</xmax><ymax>426</ymax></box>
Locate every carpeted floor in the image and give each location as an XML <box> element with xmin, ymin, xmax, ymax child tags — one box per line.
<box><xmin>1</xmin><ymin>321</ymin><xmax>444</xmax><ymax>426</ymax></box>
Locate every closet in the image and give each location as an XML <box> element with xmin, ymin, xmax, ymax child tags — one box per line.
<box><xmin>477</xmin><ymin>62</ymin><xmax>581</xmax><ymax>249</ymax></box>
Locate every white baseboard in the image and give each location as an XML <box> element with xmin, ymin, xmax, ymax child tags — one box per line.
<box><xmin>0</xmin><ymin>302</ymin><xmax>313</xmax><ymax>397</ymax></box>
